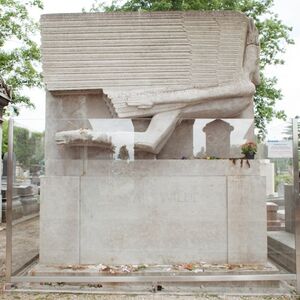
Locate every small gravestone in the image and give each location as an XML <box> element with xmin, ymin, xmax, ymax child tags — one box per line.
<box><xmin>1</xmin><ymin>185</ymin><xmax>23</xmax><ymax>221</ymax></box>
<box><xmin>16</xmin><ymin>185</ymin><xmax>39</xmax><ymax>216</ymax></box>
<box><xmin>203</xmin><ymin>119</ymin><xmax>234</xmax><ymax>158</ymax></box>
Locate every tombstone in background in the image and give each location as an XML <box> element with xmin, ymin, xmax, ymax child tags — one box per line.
<box><xmin>260</xmin><ymin>160</ymin><xmax>275</xmax><ymax>196</ymax></box>
<box><xmin>16</xmin><ymin>184</ymin><xmax>39</xmax><ymax>216</ymax></box>
<box><xmin>2</xmin><ymin>152</ymin><xmax>40</xmax><ymax>221</ymax></box>
<box><xmin>1</xmin><ymin>152</ymin><xmax>22</xmax><ymax>221</ymax></box>
<box><xmin>30</xmin><ymin>164</ymin><xmax>42</xmax><ymax>186</ymax></box>
<box><xmin>203</xmin><ymin>119</ymin><xmax>234</xmax><ymax>158</ymax></box>
<box><xmin>277</xmin><ymin>182</ymin><xmax>285</xmax><ymax>197</ymax></box>
<box><xmin>1</xmin><ymin>186</ymin><xmax>23</xmax><ymax>221</ymax></box>
<box><xmin>266</xmin><ymin>202</ymin><xmax>281</xmax><ymax>231</ymax></box>
<box><xmin>1</xmin><ymin>154</ymin><xmax>24</xmax><ymax>221</ymax></box>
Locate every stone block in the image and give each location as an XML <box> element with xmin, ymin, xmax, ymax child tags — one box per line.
<box><xmin>20</xmin><ymin>196</ymin><xmax>39</xmax><ymax>216</ymax></box>
<box><xmin>80</xmin><ymin>174</ymin><xmax>227</xmax><ymax>264</ymax></box>
<box><xmin>1</xmin><ymin>197</ymin><xmax>23</xmax><ymax>222</ymax></box>
<box><xmin>227</xmin><ymin>175</ymin><xmax>267</xmax><ymax>264</ymax></box>
<box><xmin>267</xmin><ymin>202</ymin><xmax>278</xmax><ymax>219</ymax></box>
<box><xmin>260</xmin><ymin>160</ymin><xmax>275</xmax><ymax>196</ymax></box>
<box><xmin>45</xmin><ymin>159</ymin><xmax>84</xmax><ymax>177</ymax></box>
<box><xmin>40</xmin><ymin>160</ymin><xmax>267</xmax><ymax>265</ymax></box>
<box><xmin>83</xmin><ymin>159</ymin><xmax>261</xmax><ymax>177</ymax></box>
<box><xmin>40</xmin><ymin>176</ymin><xmax>80</xmax><ymax>264</ymax></box>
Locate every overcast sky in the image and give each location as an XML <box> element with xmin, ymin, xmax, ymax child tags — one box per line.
<box><xmin>14</xmin><ymin>0</ymin><xmax>300</xmax><ymax>139</ymax></box>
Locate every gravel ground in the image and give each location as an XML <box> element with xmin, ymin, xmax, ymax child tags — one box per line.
<box><xmin>0</xmin><ymin>292</ymin><xmax>299</xmax><ymax>300</ymax></box>
<box><xmin>0</xmin><ymin>218</ymin><xmax>299</xmax><ymax>299</ymax></box>
<box><xmin>0</xmin><ymin>216</ymin><xmax>39</xmax><ymax>278</ymax></box>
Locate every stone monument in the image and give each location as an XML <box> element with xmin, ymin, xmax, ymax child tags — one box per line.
<box><xmin>40</xmin><ymin>12</ymin><xmax>267</xmax><ymax>265</ymax></box>
<box><xmin>2</xmin><ymin>152</ymin><xmax>40</xmax><ymax>221</ymax></box>
<box><xmin>203</xmin><ymin>119</ymin><xmax>234</xmax><ymax>158</ymax></box>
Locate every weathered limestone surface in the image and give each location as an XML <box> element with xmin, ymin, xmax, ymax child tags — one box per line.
<box><xmin>260</xmin><ymin>159</ymin><xmax>275</xmax><ymax>196</ymax></box>
<box><xmin>203</xmin><ymin>119</ymin><xmax>233</xmax><ymax>158</ymax></box>
<box><xmin>40</xmin><ymin>160</ymin><xmax>267</xmax><ymax>265</ymax></box>
<box><xmin>39</xmin><ymin>12</ymin><xmax>266</xmax><ymax>266</ymax></box>
<box><xmin>227</xmin><ymin>175</ymin><xmax>267</xmax><ymax>263</ymax></box>
<box><xmin>41</xmin><ymin>11</ymin><xmax>259</xmax><ymax>154</ymax></box>
<box><xmin>40</xmin><ymin>176</ymin><xmax>80</xmax><ymax>264</ymax></box>
<box><xmin>41</xmin><ymin>12</ymin><xmax>250</xmax><ymax>98</ymax></box>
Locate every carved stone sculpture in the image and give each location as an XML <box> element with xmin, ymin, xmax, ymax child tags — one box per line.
<box><xmin>56</xmin><ymin>129</ymin><xmax>112</xmax><ymax>148</ymax></box>
<box><xmin>39</xmin><ymin>12</ymin><xmax>267</xmax><ymax>267</ymax></box>
<box><xmin>41</xmin><ymin>12</ymin><xmax>259</xmax><ymax>154</ymax></box>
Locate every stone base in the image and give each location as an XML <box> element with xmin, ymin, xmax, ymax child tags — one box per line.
<box><xmin>20</xmin><ymin>196</ymin><xmax>40</xmax><ymax>216</ymax></box>
<box><xmin>16</xmin><ymin>261</ymin><xmax>294</xmax><ymax>295</ymax></box>
<box><xmin>1</xmin><ymin>197</ymin><xmax>23</xmax><ymax>222</ymax></box>
<box><xmin>268</xmin><ymin>231</ymin><xmax>295</xmax><ymax>273</ymax></box>
<box><xmin>40</xmin><ymin>160</ymin><xmax>267</xmax><ymax>265</ymax></box>
<box><xmin>267</xmin><ymin>202</ymin><xmax>283</xmax><ymax>231</ymax></box>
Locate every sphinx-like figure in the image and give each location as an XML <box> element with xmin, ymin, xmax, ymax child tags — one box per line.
<box><xmin>55</xmin><ymin>19</ymin><xmax>259</xmax><ymax>154</ymax></box>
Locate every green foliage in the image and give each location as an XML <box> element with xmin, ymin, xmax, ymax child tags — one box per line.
<box><xmin>241</xmin><ymin>141</ymin><xmax>257</xmax><ymax>155</ymax></box>
<box><xmin>0</xmin><ymin>0</ymin><xmax>43</xmax><ymax>110</ymax></box>
<box><xmin>2</xmin><ymin>120</ymin><xmax>8</xmax><ymax>154</ymax></box>
<box><xmin>275</xmin><ymin>173</ymin><xmax>292</xmax><ymax>191</ymax></box>
<box><xmin>86</xmin><ymin>0</ymin><xmax>293</xmax><ymax>139</ymax></box>
<box><xmin>2</xmin><ymin>120</ymin><xmax>44</xmax><ymax>170</ymax></box>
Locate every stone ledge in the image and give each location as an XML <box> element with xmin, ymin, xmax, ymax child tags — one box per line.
<box><xmin>45</xmin><ymin>159</ymin><xmax>264</xmax><ymax>177</ymax></box>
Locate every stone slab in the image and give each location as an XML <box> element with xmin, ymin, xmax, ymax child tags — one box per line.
<box><xmin>40</xmin><ymin>160</ymin><xmax>267</xmax><ymax>265</ymax></box>
<box><xmin>83</xmin><ymin>159</ymin><xmax>262</xmax><ymax>177</ymax></box>
<box><xmin>260</xmin><ymin>160</ymin><xmax>275</xmax><ymax>196</ymax></box>
<box><xmin>268</xmin><ymin>231</ymin><xmax>295</xmax><ymax>273</ymax></box>
<box><xmin>227</xmin><ymin>175</ymin><xmax>267</xmax><ymax>264</ymax></box>
<box><xmin>40</xmin><ymin>176</ymin><xmax>80</xmax><ymax>264</ymax></box>
<box><xmin>80</xmin><ymin>175</ymin><xmax>227</xmax><ymax>264</ymax></box>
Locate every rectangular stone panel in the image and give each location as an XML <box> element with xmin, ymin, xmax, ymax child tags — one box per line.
<box><xmin>227</xmin><ymin>175</ymin><xmax>267</xmax><ymax>264</ymax></box>
<box><xmin>80</xmin><ymin>175</ymin><xmax>227</xmax><ymax>264</ymax></box>
<box><xmin>40</xmin><ymin>176</ymin><xmax>80</xmax><ymax>264</ymax></box>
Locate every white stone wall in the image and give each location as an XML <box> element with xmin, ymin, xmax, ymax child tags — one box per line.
<box><xmin>40</xmin><ymin>160</ymin><xmax>267</xmax><ymax>265</ymax></box>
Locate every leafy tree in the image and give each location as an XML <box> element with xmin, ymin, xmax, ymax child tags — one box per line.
<box><xmin>0</xmin><ymin>0</ymin><xmax>43</xmax><ymax>110</ymax></box>
<box><xmin>86</xmin><ymin>0</ymin><xmax>293</xmax><ymax>139</ymax></box>
<box><xmin>2</xmin><ymin>120</ymin><xmax>8</xmax><ymax>154</ymax></box>
<box><xmin>2</xmin><ymin>120</ymin><xmax>44</xmax><ymax>170</ymax></box>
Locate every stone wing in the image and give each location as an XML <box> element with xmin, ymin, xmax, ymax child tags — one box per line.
<box><xmin>41</xmin><ymin>11</ymin><xmax>248</xmax><ymax>118</ymax></box>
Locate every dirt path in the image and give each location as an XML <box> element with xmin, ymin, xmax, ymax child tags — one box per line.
<box><xmin>0</xmin><ymin>217</ymin><xmax>39</xmax><ymax>279</ymax></box>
